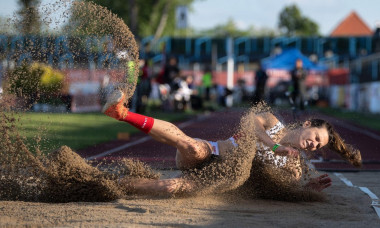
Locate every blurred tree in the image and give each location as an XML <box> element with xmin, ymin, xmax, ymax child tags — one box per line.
<box><xmin>17</xmin><ymin>0</ymin><xmax>41</xmax><ymax>35</ymax></box>
<box><xmin>0</xmin><ymin>16</ymin><xmax>13</xmax><ymax>34</ymax></box>
<box><xmin>278</xmin><ymin>4</ymin><xmax>319</xmax><ymax>36</ymax></box>
<box><xmin>197</xmin><ymin>18</ymin><xmax>277</xmax><ymax>37</ymax></box>
<box><xmin>198</xmin><ymin>18</ymin><xmax>247</xmax><ymax>37</ymax></box>
<box><xmin>7</xmin><ymin>63</ymin><xmax>66</xmax><ymax>106</ymax></box>
<box><xmin>86</xmin><ymin>0</ymin><xmax>195</xmax><ymax>41</ymax></box>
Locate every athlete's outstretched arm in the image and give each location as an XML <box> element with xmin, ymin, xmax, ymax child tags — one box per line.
<box><xmin>253</xmin><ymin>112</ymin><xmax>299</xmax><ymax>157</ymax></box>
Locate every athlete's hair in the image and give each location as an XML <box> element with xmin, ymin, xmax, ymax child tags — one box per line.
<box><xmin>308</xmin><ymin>119</ymin><xmax>362</xmax><ymax>168</ymax></box>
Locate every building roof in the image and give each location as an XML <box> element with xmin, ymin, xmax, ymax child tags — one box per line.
<box><xmin>330</xmin><ymin>11</ymin><xmax>373</xmax><ymax>37</ymax></box>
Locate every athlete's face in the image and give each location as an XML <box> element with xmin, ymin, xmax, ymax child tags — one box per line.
<box><xmin>297</xmin><ymin>122</ymin><xmax>329</xmax><ymax>151</ymax></box>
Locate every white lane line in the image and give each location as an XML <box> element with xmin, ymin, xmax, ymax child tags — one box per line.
<box><xmin>310</xmin><ymin>156</ymin><xmax>323</xmax><ymax>163</ymax></box>
<box><xmin>373</xmin><ymin>206</ymin><xmax>380</xmax><ymax>220</ymax></box>
<box><xmin>359</xmin><ymin>187</ymin><xmax>380</xmax><ymax>219</ymax></box>
<box><xmin>334</xmin><ymin>172</ymin><xmax>380</xmax><ymax>219</ymax></box>
<box><xmin>333</xmin><ymin>172</ymin><xmax>354</xmax><ymax>187</ymax></box>
<box><xmin>359</xmin><ymin>187</ymin><xmax>379</xmax><ymax>202</ymax></box>
<box><xmin>86</xmin><ymin>114</ymin><xmax>210</xmax><ymax>160</ymax></box>
<box><xmin>332</xmin><ymin>120</ymin><xmax>380</xmax><ymax>141</ymax></box>
<box><xmin>86</xmin><ymin>137</ymin><xmax>151</xmax><ymax>160</ymax></box>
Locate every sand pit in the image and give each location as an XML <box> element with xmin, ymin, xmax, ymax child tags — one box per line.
<box><xmin>2</xmin><ymin>105</ymin><xmax>378</xmax><ymax>227</ymax></box>
<box><xmin>1</xmin><ymin>171</ymin><xmax>379</xmax><ymax>227</ymax></box>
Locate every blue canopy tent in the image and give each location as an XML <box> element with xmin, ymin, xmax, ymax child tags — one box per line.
<box><xmin>261</xmin><ymin>48</ymin><xmax>327</xmax><ymax>71</ymax></box>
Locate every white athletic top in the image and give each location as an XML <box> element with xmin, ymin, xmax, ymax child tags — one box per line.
<box><xmin>208</xmin><ymin>121</ymin><xmax>288</xmax><ymax>167</ymax></box>
<box><xmin>255</xmin><ymin>121</ymin><xmax>288</xmax><ymax>167</ymax></box>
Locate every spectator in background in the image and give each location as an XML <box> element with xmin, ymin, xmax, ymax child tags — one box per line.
<box><xmin>172</xmin><ymin>75</ymin><xmax>202</xmax><ymax>111</ymax></box>
<box><xmin>162</xmin><ymin>56</ymin><xmax>180</xmax><ymax>88</ymax></box>
<box><xmin>215</xmin><ymin>85</ymin><xmax>233</xmax><ymax>108</ymax></box>
<box><xmin>202</xmin><ymin>66</ymin><xmax>213</xmax><ymax>101</ymax></box>
<box><xmin>253</xmin><ymin>63</ymin><xmax>268</xmax><ymax>104</ymax></box>
<box><xmin>291</xmin><ymin>59</ymin><xmax>307</xmax><ymax>110</ymax></box>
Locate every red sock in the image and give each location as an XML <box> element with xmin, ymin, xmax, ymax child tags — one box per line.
<box><xmin>121</xmin><ymin>111</ymin><xmax>154</xmax><ymax>134</ymax></box>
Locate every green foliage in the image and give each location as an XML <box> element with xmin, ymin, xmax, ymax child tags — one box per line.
<box><xmin>199</xmin><ymin>18</ymin><xmax>247</xmax><ymax>37</ymax></box>
<box><xmin>37</xmin><ymin>63</ymin><xmax>65</xmax><ymax>95</ymax></box>
<box><xmin>64</xmin><ymin>2</ymin><xmax>116</xmax><ymax>36</ymax></box>
<box><xmin>278</xmin><ymin>4</ymin><xmax>319</xmax><ymax>36</ymax></box>
<box><xmin>86</xmin><ymin>0</ymin><xmax>195</xmax><ymax>39</ymax></box>
<box><xmin>197</xmin><ymin>18</ymin><xmax>277</xmax><ymax>37</ymax></box>
<box><xmin>7</xmin><ymin>64</ymin><xmax>41</xmax><ymax>98</ymax></box>
<box><xmin>7</xmin><ymin>63</ymin><xmax>65</xmax><ymax>99</ymax></box>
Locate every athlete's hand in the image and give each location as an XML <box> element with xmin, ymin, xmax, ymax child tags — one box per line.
<box><xmin>304</xmin><ymin>174</ymin><xmax>332</xmax><ymax>192</ymax></box>
<box><xmin>274</xmin><ymin>145</ymin><xmax>300</xmax><ymax>157</ymax></box>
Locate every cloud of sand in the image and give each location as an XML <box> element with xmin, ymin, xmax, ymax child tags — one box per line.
<box><xmin>0</xmin><ymin>0</ymin><xmax>145</xmax><ymax>203</ymax></box>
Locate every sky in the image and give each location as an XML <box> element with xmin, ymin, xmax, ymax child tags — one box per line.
<box><xmin>0</xmin><ymin>0</ymin><xmax>379</xmax><ymax>36</ymax></box>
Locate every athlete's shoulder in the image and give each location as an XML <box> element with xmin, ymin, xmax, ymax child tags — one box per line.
<box><xmin>256</xmin><ymin>112</ymin><xmax>280</xmax><ymax>129</ymax></box>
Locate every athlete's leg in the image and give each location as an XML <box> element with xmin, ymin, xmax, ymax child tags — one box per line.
<box><xmin>120</xmin><ymin>177</ymin><xmax>195</xmax><ymax>195</ymax></box>
<box><xmin>149</xmin><ymin>119</ymin><xmax>212</xmax><ymax>169</ymax></box>
<box><xmin>103</xmin><ymin>90</ymin><xmax>212</xmax><ymax>169</ymax></box>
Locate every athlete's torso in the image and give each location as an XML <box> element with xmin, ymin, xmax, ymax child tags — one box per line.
<box><xmin>208</xmin><ymin>121</ymin><xmax>289</xmax><ymax>167</ymax></box>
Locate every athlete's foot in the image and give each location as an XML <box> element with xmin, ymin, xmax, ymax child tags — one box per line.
<box><xmin>102</xmin><ymin>90</ymin><xmax>128</xmax><ymax>120</ymax></box>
